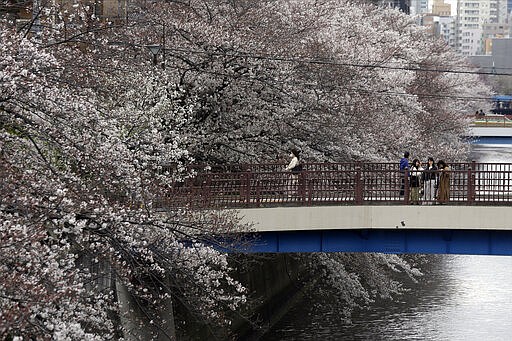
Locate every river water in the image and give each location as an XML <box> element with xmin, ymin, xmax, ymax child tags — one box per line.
<box><xmin>261</xmin><ymin>142</ymin><xmax>512</xmax><ymax>341</ymax></box>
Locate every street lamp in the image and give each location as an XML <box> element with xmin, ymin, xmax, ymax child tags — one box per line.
<box><xmin>145</xmin><ymin>23</ymin><xmax>166</xmax><ymax>69</ymax></box>
<box><xmin>146</xmin><ymin>44</ymin><xmax>162</xmax><ymax>67</ymax></box>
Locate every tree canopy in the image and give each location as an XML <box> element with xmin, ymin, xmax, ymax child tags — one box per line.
<box><xmin>0</xmin><ymin>0</ymin><xmax>492</xmax><ymax>339</ymax></box>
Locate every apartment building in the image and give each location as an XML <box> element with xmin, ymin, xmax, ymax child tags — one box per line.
<box><xmin>482</xmin><ymin>22</ymin><xmax>511</xmax><ymax>53</ymax></box>
<box><xmin>419</xmin><ymin>0</ymin><xmax>456</xmax><ymax>48</ymax></box>
<box><xmin>432</xmin><ymin>0</ymin><xmax>451</xmax><ymax>16</ymax></box>
<box><xmin>470</xmin><ymin>38</ymin><xmax>512</xmax><ymax>75</ymax></box>
<box><xmin>440</xmin><ymin>16</ymin><xmax>458</xmax><ymax>46</ymax></box>
<box><xmin>455</xmin><ymin>0</ymin><xmax>509</xmax><ymax>55</ymax></box>
<box><xmin>411</xmin><ymin>0</ymin><xmax>430</xmax><ymax>15</ymax></box>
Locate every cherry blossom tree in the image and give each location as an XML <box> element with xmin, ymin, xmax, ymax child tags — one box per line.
<box><xmin>1</xmin><ymin>0</ymin><xmax>494</xmax><ymax>339</ymax></box>
<box><xmin>302</xmin><ymin>252</ymin><xmax>423</xmax><ymax>319</ymax></box>
<box><xmin>113</xmin><ymin>0</ymin><xmax>487</xmax><ymax>331</ymax></box>
<box><xmin>115</xmin><ymin>0</ymin><xmax>491</xmax><ymax>163</ymax></box>
<box><xmin>0</xmin><ymin>21</ymin><xmax>248</xmax><ymax>339</ymax></box>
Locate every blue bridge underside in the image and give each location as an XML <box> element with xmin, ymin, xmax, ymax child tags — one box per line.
<box><xmin>239</xmin><ymin>229</ymin><xmax>512</xmax><ymax>255</ymax></box>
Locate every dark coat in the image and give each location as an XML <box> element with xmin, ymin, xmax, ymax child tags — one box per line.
<box><xmin>422</xmin><ymin>165</ymin><xmax>438</xmax><ymax>182</ymax></box>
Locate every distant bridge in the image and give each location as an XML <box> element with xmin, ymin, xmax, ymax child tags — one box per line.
<box><xmin>470</xmin><ymin>121</ymin><xmax>512</xmax><ymax>137</ymax></box>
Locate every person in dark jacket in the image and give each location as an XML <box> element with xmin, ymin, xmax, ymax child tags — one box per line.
<box><xmin>422</xmin><ymin>157</ymin><xmax>438</xmax><ymax>205</ymax></box>
<box><xmin>399</xmin><ymin>151</ymin><xmax>410</xmax><ymax>196</ymax></box>
<box><xmin>409</xmin><ymin>159</ymin><xmax>423</xmax><ymax>204</ymax></box>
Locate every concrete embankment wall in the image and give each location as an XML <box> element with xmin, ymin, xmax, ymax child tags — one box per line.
<box><xmin>175</xmin><ymin>254</ymin><xmax>309</xmax><ymax>340</ymax></box>
<box><xmin>231</xmin><ymin>254</ymin><xmax>310</xmax><ymax>340</ymax></box>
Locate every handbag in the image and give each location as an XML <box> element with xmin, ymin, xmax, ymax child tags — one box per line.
<box><xmin>291</xmin><ymin>164</ymin><xmax>303</xmax><ymax>173</ymax></box>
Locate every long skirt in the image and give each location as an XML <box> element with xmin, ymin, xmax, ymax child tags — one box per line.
<box><xmin>438</xmin><ymin>174</ymin><xmax>450</xmax><ymax>203</ymax></box>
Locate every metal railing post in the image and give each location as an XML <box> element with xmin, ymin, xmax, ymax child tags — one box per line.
<box><xmin>299</xmin><ymin>171</ymin><xmax>306</xmax><ymax>204</ymax></box>
<box><xmin>243</xmin><ymin>171</ymin><xmax>251</xmax><ymax>207</ymax></box>
<box><xmin>307</xmin><ymin>174</ymin><xmax>313</xmax><ymax>206</ymax></box>
<box><xmin>467</xmin><ymin>165</ymin><xmax>475</xmax><ymax>204</ymax></box>
<box><xmin>203</xmin><ymin>174</ymin><xmax>212</xmax><ymax>208</ymax></box>
<box><xmin>355</xmin><ymin>162</ymin><xmax>363</xmax><ymax>204</ymax></box>
<box><xmin>255</xmin><ymin>178</ymin><xmax>261</xmax><ymax>207</ymax></box>
<box><xmin>403</xmin><ymin>169</ymin><xmax>410</xmax><ymax>205</ymax></box>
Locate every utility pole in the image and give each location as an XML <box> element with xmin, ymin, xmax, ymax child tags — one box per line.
<box><xmin>162</xmin><ymin>22</ymin><xmax>166</xmax><ymax>70</ymax></box>
<box><xmin>31</xmin><ymin>0</ymin><xmax>42</xmax><ymax>38</ymax></box>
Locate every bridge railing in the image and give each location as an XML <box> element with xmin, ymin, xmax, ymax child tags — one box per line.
<box><xmin>159</xmin><ymin>162</ymin><xmax>512</xmax><ymax>208</ymax></box>
<box><xmin>473</xmin><ymin>114</ymin><xmax>512</xmax><ymax>127</ymax></box>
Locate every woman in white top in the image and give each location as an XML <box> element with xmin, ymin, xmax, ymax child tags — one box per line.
<box><xmin>285</xmin><ymin>149</ymin><xmax>301</xmax><ymax>172</ymax></box>
<box><xmin>285</xmin><ymin>149</ymin><xmax>301</xmax><ymax>196</ymax></box>
<box><xmin>409</xmin><ymin>158</ymin><xmax>423</xmax><ymax>205</ymax></box>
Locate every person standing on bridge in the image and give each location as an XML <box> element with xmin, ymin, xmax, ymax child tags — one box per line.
<box><xmin>285</xmin><ymin>149</ymin><xmax>302</xmax><ymax>197</ymax></box>
<box><xmin>422</xmin><ymin>157</ymin><xmax>438</xmax><ymax>205</ymax></box>
<box><xmin>285</xmin><ymin>149</ymin><xmax>301</xmax><ymax>172</ymax></box>
<box><xmin>437</xmin><ymin>160</ymin><xmax>450</xmax><ymax>204</ymax></box>
<box><xmin>409</xmin><ymin>159</ymin><xmax>423</xmax><ymax>205</ymax></box>
<box><xmin>399</xmin><ymin>151</ymin><xmax>410</xmax><ymax>196</ymax></box>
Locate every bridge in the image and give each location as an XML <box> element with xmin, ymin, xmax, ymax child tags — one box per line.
<box><xmin>470</xmin><ymin>117</ymin><xmax>512</xmax><ymax>140</ymax></box>
<box><xmin>164</xmin><ymin>161</ymin><xmax>512</xmax><ymax>255</ymax></box>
